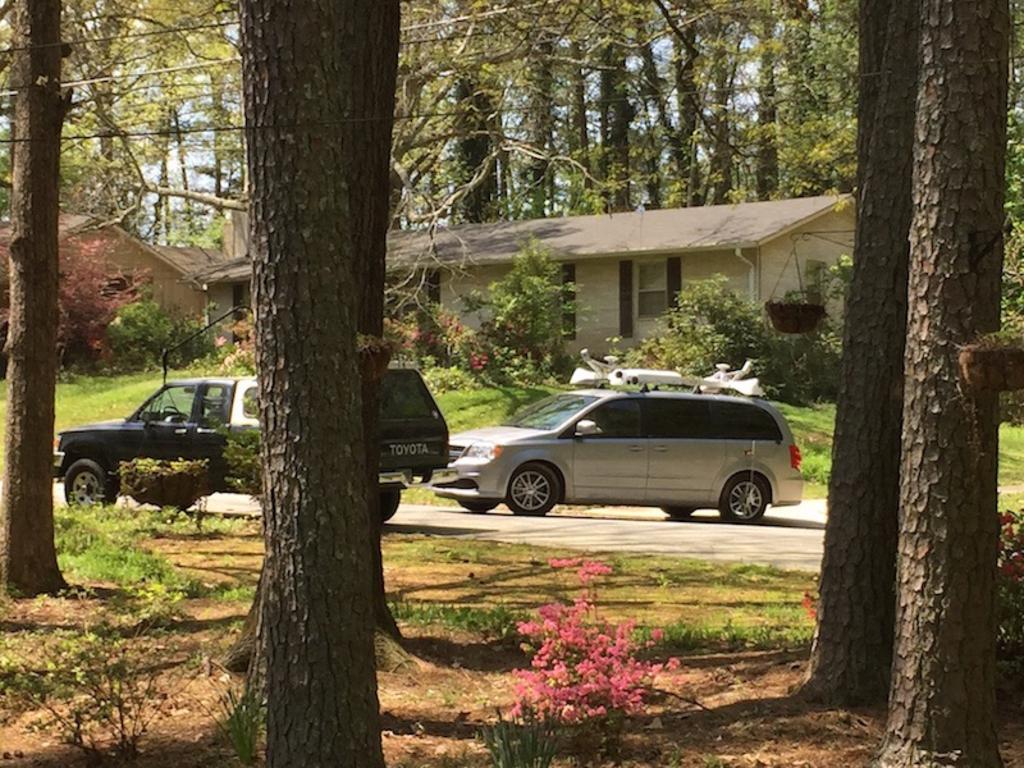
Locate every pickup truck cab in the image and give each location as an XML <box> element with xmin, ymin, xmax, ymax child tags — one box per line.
<box><xmin>55</xmin><ymin>368</ymin><xmax>451</xmax><ymax>521</ymax></box>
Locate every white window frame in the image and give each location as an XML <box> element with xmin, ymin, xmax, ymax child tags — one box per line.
<box><xmin>636</xmin><ymin>259</ymin><xmax>668</xmax><ymax>318</ymax></box>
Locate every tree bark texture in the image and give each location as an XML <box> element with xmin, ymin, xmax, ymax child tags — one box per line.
<box><xmin>801</xmin><ymin>0</ymin><xmax>917</xmax><ymax>705</ymax></box>
<box><xmin>876</xmin><ymin>0</ymin><xmax>1008</xmax><ymax>764</ymax></box>
<box><xmin>0</xmin><ymin>0</ymin><xmax>66</xmax><ymax>596</ymax></box>
<box><xmin>238</xmin><ymin>0</ymin><xmax>399</xmax><ymax>765</ymax></box>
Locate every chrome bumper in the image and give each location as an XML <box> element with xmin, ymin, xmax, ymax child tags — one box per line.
<box><xmin>53</xmin><ymin>451</ymin><xmax>64</xmax><ymax>471</ymax></box>
<box><xmin>379</xmin><ymin>467</ymin><xmax>458</xmax><ymax>489</ymax></box>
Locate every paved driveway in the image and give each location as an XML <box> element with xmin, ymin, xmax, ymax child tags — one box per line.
<box><xmin>195</xmin><ymin>490</ymin><xmax>827</xmax><ymax>572</ymax></box>
<box><xmin>55</xmin><ymin>484</ymin><xmax>826</xmax><ymax>571</ymax></box>
<box><xmin>386</xmin><ymin>502</ymin><xmax>826</xmax><ymax>572</ymax></box>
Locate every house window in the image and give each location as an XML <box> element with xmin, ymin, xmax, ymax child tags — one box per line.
<box><xmin>637</xmin><ymin>261</ymin><xmax>668</xmax><ymax>318</ymax></box>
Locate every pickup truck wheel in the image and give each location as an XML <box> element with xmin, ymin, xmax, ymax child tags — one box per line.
<box><xmin>65</xmin><ymin>459</ymin><xmax>115</xmax><ymax>506</ymax></box>
<box><xmin>459</xmin><ymin>501</ymin><xmax>497</xmax><ymax>514</ymax></box>
<box><xmin>380</xmin><ymin>490</ymin><xmax>401</xmax><ymax>523</ymax></box>
<box><xmin>506</xmin><ymin>463</ymin><xmax>560</xmax><ymax>517</ymax></box>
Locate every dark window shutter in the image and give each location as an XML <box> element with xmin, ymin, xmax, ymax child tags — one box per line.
<box><xmin>619</xmin><ymin>260</ymin><xmax>633</xmax><ymax>338</ymax></box>
<box><xmin>667</xmin><ymin>256</ymin><xmax>682</xmax><ymax>309</ymax></box>
<box><xmin>561</xmin><ymin>263</ymin><xmax>576</xmax><ymax>341</ymax></box>
<box><xmin>425</xmin><ymin>269</ymin><xmax>442</xmax><ymax>304</ymax></box>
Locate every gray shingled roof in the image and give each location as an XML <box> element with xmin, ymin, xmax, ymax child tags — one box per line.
<box><xmin>190</xmin><ymin>195</ymin><xmax>853</xmax><ymax>283</ymax></box>
<box><xmin>149</xmin><ymin>244</ymin><xmax>226</xmax><ymax>276</ymax></box>
<box><xmin>389</xmin><ymin>195</ymin><xmax>853</xmax><ymax>266</ymax></box>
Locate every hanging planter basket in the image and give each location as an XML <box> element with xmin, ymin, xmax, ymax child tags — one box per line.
<box><xmin>958</xmin><ymin>343</ymin><xmax>1024</xmax><ymax>392</ymax></box>
<box><xmin>120</xmin><ymin>459</ymin><xmax>210</xmax><ymax>511</ymax></box>
<box><xmin>765</xmin><ymin>301</ymin><xmax>827</xmax><ymax>335</ymax></box>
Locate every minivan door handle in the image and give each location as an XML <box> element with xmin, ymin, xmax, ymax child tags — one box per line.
<box><xmin>652</xmin><ymin>445</ymin><xmax>668</xmax><ymax>453</ymax></box>
<box><xmin>628</xmin><ymin>445</ymin><xmax>644</xmax><ymax>452</ymax></box>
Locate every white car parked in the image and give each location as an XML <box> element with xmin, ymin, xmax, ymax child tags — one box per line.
<box><xmin>433</xmin><ymin>388</ymin><xmax>803</xmax><ymax>523</ymax></box>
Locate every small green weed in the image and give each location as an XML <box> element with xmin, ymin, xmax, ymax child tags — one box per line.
<box><xmin>216</xmin><ymin>685</ymin><xmax>263</xmax><ymax>765</ymax></box>
<box><xmin>479</xmin><ymin>713</ymin><xmax>560</xmax><ymax>768</ymax></box>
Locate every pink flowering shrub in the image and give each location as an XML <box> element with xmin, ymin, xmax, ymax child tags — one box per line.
<box><xmin>511</xmin><ymin>558</ymin><xmax>679</xmax><ymax>725</ymax></box>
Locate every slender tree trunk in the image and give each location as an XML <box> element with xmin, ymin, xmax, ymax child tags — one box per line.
<box><xmin>673</xmin><ymin>38</ymin><xmax>701</xmax><ymax>207</ymax></box>
<box><xmin>876</xmin><ymin>0</ymin><xmax>1009</xmax><ymax>764</ymax></box>
<box><xmin>568</xmin><ymin>41</ymin><xmax>592</xmax><ymax>207</ymax></box>
<box><xmin>524</xmin><ymin>38</ymin><xmax>554</xmax><ymax>218</ymax></box>
<box><xmin>454</xmin><ymin>78</ymin><xmax>497</xmax><ymax>223</ymax></box>
<box><xmin>238</xmin><ymin>0</ymin><xmax>398</xmax><ymax>764</ymax></box>
<box><xmin>755</xmin><ymin>19</ymin><xmax>779</xmax><ymax>200</ymax></box>
<box><xmin>600</xmin><ymin>42</ymin><xmax>633</xmax><ymax>212</ymax></box>
<box><xmin>800</xmin><ymin>0</ymin><xmax>917</xmax><ymax>705</ymax></box>
<box><xmin>708</xmin><ymin>44</ymin><xmax>734</xmax><ymax>205</ymax></box>
<box><xmin>0</xmin><ymin>0</ymin><xmax>66</xmax><ymax>597</ymax></box>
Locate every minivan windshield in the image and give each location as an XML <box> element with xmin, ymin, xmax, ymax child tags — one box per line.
<box><xmin>504</xmin><ymin>393</ymin><xmax>599</xmax><ymax>430</ymax></box>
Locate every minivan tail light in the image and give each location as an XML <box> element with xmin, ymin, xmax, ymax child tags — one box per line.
<box><xmin>789</xmin><ymin>444</ymin><xmax>802</xmax><ymax>471</ymax></box>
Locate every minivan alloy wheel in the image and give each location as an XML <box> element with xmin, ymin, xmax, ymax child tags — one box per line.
<box><xmin>509</xmin><ymin>470</ymin><xmax>551</xmax><ymax>513</ymax></box>
<box><xmin>728</xmin><ymin>479</ymin><xmax>764</xmax><ymax>520</ymax></box>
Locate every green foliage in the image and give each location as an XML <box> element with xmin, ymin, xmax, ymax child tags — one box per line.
<box><xmin>0</xmin><ymin>632</ymin><xmax>170</xmax><ymax>759</ymax></box>
<box><xmin>119</xmin><ymin>458</ymin><xmax>210</xmax><ymax>511</ymax></box>
<box><xmin>216</xmin><ymin>685</ymin><xmax>264</xmax><ymax>765</ymax></box>
<box><xmin>479</xmin><ymin>713</ymin><xmax>561</xmax><ymax>768</ymax></box>
<box><xmin>626</xmin><ymin>276</ymin><xmax>842</xmax><ymax>404</ymax></box>
<box><xmin>224</xmin><ymin>430</ymin><xmax>262</xmax><ymax>497</ymax></box>
<box><xmin>463</xmin><ymin>241</ymin><xmax>572</xmax><ymax>384</ymax></box>
<box><xmin>105</xmin><ymin>299</ymin><xmax>212</xmax><ymax>372</ymax></box>
<box><xmin>421</xmin><ymin>365</ymin><xmax>480</xmax><ymax>394</ymax></box>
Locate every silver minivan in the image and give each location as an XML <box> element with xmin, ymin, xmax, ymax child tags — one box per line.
<box><xmin>433</xmin><ymin>389</ymin><xmax>803</xmax><ymax>523</ymax></box>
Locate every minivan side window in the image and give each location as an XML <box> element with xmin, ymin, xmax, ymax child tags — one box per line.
<box><xmin>582</xmin><ymin>399</ymin><xmax>642</xmax><ymax>438</ymax></box>
<box><xmin>709</xmin><ymin>402</ymin><xmax>782</xmax><ymax>441</ymax></box>
<box><xmin>642</xmin><ymin>399</ymin><xmax>713</xmax><ymax>439</ymax></box>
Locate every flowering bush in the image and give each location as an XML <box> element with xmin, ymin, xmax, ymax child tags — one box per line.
<box><xmin>386</xmin><ymin>305</ymin><xmax>483</xmax><ymax>372</ymax></box>
<box><xmin>998</xmin><ymin>510</ymin><xmax>1024</xmax><ymax>658</ymax></box>
<box><xmin>511</xmin><ymin>558</ymin><xmax>678</xmax><ymax>726</ymax></box>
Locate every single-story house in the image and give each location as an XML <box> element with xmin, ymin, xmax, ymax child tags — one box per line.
<box><xmin>0</xmin><ymin>214</ymin><xmax>221</xmax><ymax>316</ymax></box>
<box><xmin>194</xmin><ymin>195</ymin><xmax>855</xmax><ymax>354</ymax></box>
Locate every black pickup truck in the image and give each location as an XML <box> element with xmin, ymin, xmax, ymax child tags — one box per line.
<box><xmin>54</xmin><ymin>368</ymin><xmax>451</xmax><ymax>521</ymax></box>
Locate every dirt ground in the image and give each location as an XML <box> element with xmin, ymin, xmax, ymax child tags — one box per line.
<box><xmin>2</xmin><ymin>519</ymin><xmax>1023</xmax><ymax>767</ymax></box>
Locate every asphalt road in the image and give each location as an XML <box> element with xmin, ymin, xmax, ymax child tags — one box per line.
<box><xmin>195</xmin><ymin>489</ymin><xmax>828</xmax><ymax>572</ymax></box>
<box><xmin>386</xmin><ymin>502</ymin><xmax>826</xmax><ymax>571</ymax></box>
<box><xmin>55</xmin><ymin>484</ymin><xmax>826</xmax><ymax>571</ymax></box>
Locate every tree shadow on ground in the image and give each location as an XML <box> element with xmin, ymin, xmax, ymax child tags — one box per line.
<box><xmin>400</xmin><ymin>635</ymin><xmax>526</xmax><ymax>673</ymax></box>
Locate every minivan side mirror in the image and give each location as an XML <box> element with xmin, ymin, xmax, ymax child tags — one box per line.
<box><xmin>575</xmin><ymin>419</ymin><xmax>599</xmax><ymax>437</ymax></box>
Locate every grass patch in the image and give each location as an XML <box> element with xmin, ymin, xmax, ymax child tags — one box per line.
<box><xmin>383</xmin><ymin>536</ymin><xmax>816</xmax><ymax>650</ymax></box>
<box><xmin>776</xmin><ymin>401</ymin><xmax>1024</xmax><ymax>497</ymax></box>
<box><xmin>389</xmin><ymin>600</ymin><xmax>524</xmax><ymax>641</ymax></box>
<box><xmin>55</xmin><ymin>505</ymin><xmax>249</xmax><ymax>597</ymax></box>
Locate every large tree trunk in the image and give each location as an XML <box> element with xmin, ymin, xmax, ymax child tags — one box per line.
<box><xmin>0</xmin><ymin>0</ymin><xmax>66</xmax><ymax>597</ymax></box>
<box><xmin>875</xmin><ymin>0</ymin><xmax>1009</xmax><ymax>764</ymax></box>
<box><xmin>800</xmin><ymin>0</ymin><xmax>917</xmax><ymax>706</ymax></box>
<box><xmin>238</xmin><ymin>0</ymin><xmax>398</xmax><ymax>765</ymax></box>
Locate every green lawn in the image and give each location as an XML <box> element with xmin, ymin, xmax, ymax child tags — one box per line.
<box><xmin>11</xmin><ymin>372</ymin><xmax>1024</xmax><ymax>501</ymax></box>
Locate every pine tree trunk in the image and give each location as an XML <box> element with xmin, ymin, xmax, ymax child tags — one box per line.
<box><xmin>0</xmin><ymin>0</ymin><xmax>66</xmax><ymax>597</ymax></box>
<box><xmin>876</xmin><ymin>0</ymin><xmax>1009</xmax><ymax>764</ymax></box>
<box><xmin>238</xmin><ymin>0</ymin><xmax>398</xmax><ymax>764</ymax></box>
<box><xmin>800</xmin><ymin>0</ymin><xmax>917</xmax><ymax>705</ymax></box>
